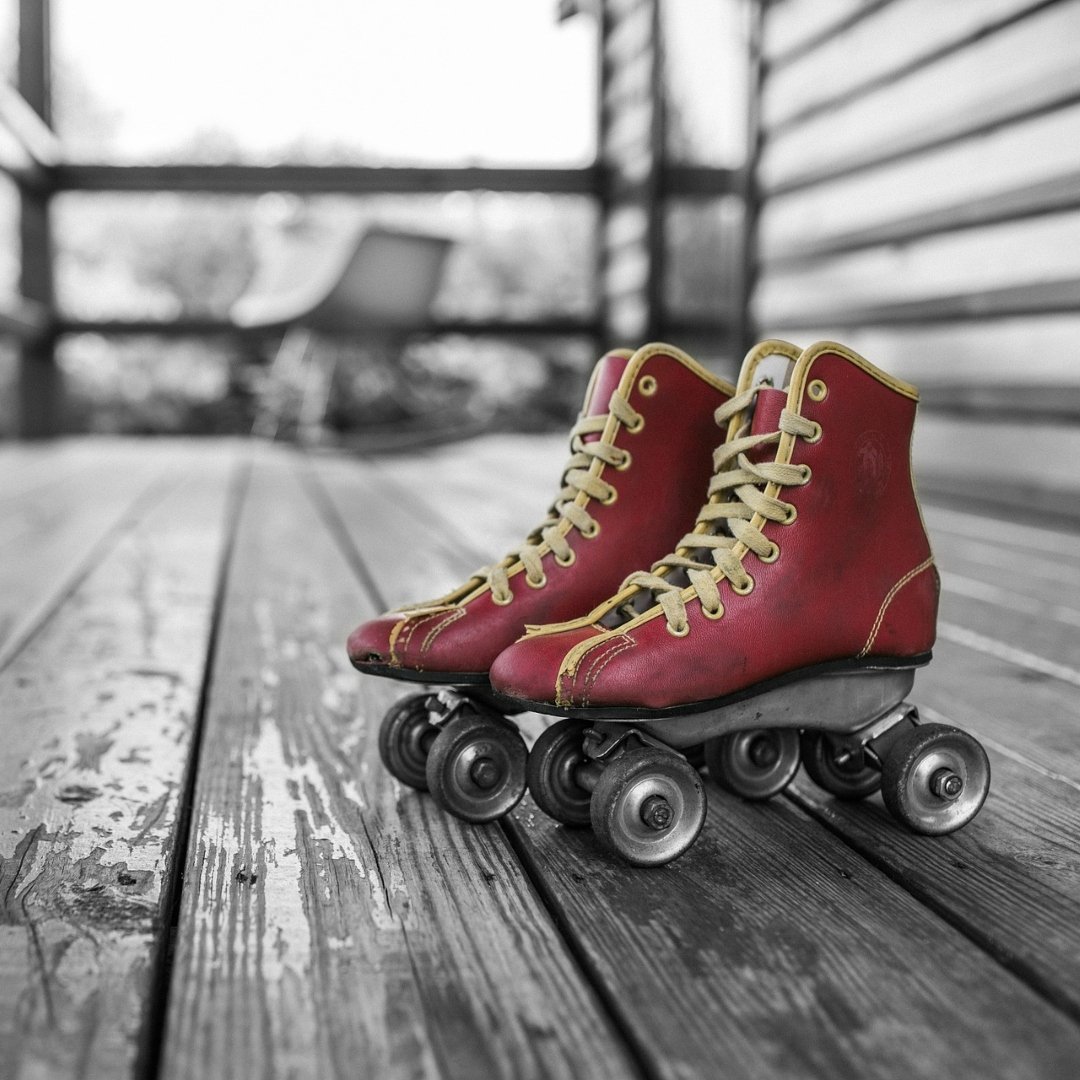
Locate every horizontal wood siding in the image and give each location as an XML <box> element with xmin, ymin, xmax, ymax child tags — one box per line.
<box><xmin>752</xmin><ymin>0</ymin><xmax>1080</xmax><ymax>493</ymax></box>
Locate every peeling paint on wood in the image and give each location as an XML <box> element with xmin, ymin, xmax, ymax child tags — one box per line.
<box><xmin>163</xmin><ymin>456</ymin><xmax>637</xmax><ymax>1080</ymax></box>
<box><xmin>0</xmin><ymin>452</ymin><xmax>237</xmax><ymax>1079</ymax></box>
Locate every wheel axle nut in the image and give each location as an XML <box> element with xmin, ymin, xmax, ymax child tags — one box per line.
<box><xmin>640</xmin><ymin>795</ymin><xmax>674</xmax><ymax>831</ymax></box>
<box><xmin>470</xmin><ymin>758</ymin><xmax>501</xmax><ymax>790</ymax></box>
<box><xmin>749</xmin><ymin>736</ymin><xmax>780</xmax><ymax>769</ymax></box>
<box><xmin>930</xmin><ymin>768</ymin><xmax>963</xmax><ymax>801</ymax></box>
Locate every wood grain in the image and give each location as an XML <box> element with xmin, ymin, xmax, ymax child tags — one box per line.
<box><xmin>788</xmin><ymin>751</ymin><xmax>1080</xmax><ymax>1022</ymax></box>
<box><xmin>310</xmin><ymin>434</ymin><xmax>559</xmax><ymax>610</ymax></box>
<box><xmin>764</xmin><ymin>0</ymin><xmax>1050</xmax><ymax>130</ymax></box>
<box><xmin>0</xmin><ymin>444</ymin><xmax>174</xmax><ymax>668</ymax></box>
<box><xmin>761</xmin><ymin>3</ymin><xmax>1080</xmax><ymax>193</ymax></box>
<box><xmin>0</xmin><ymin>453</ymin><xmax>237</xmax><ymax>1079</ymax></box>
<box><xmin>162</xmin><ymin>452</ymin><xmax>638</xmax><ymax>1080</ymax></box>
<box><xmin>506</xmin><ymin>783</ymin><xmax>1080</xmax><ymax>1080</ymax></box>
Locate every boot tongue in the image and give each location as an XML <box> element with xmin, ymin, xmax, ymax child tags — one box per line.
<box><xmin>581</xmin><ymin>351</ymin><xmax>630</xmax><ymax>442</ymax></box>
<box><xmin>746</xmin><ymin>387</ymin><xmax>786</xmax><ymax>462</ymax></box>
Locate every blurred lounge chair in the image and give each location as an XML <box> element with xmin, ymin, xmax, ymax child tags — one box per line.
<box><xmin>231</xmin><ymin>225</ymin><xmax>452</xmax><ymax>441</ymax></box>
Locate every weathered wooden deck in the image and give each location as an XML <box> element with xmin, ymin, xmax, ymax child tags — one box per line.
<box><xmin>3</xmin><ymin>435</ymin><xmax>1080</xmax><ymax>1080</ymax></box>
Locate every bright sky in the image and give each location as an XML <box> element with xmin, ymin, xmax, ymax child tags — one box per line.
<box><xmin>51</xmin><ymin>0</ymin><xmax>597</xmax><ymax>165</ymax></box>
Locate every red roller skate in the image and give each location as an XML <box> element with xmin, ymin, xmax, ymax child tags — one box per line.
<box><xmin>491</xmin><ymin>340</ymin><xmax>990</xmax><ymax>865</ymax></box>
<box><xmin>349</xmin><ymin>343</ymin><xmax>737</xmax><ymax>823</ymax></box>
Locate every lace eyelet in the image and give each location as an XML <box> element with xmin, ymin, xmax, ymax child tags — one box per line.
<box><xmin>491</xmin><ymin>591</ymin><xmax>514</xmax><ymax>606</ymax></box>
<box><xmin>526</xmin><ymin>573</ymin><xmax>547</xmax><ymax>590</ymax></box>
<box><xmin>702</xmin><ymin>604</ymin><xmax>724</xmax><ymax>620</ymax></box>
<box><xmin>798</xmin><ymin>464</ymin><xmax>812</xmax><ymax>484</ymax></box>
<box><xmin>555</xmin><ymin>549</ymin><xmax>576</xmax><ymax>567</ymax></box>
<box><xmin>581</xmin><ymin>521</ymin><xmax>600</xmax><ymax>539</ymax></box>
<box><xmin>638</xmin><ymin>374</ymin><xmax>658</xmax><ymax>396</ymax></box>
<box><xmin>600</xmin><ymin>486</ymin><xmax>618</xmax><ymax>506</ymax></box>
<box><xmin>759</xmin><ymin>542</ymin><xmax>780</xmax><ymax>564</ymax></box>
<box><xmin>731</xmin><ymin>574</ymin><xmax>755</xmax><ymax>596</ymax></box>
<box><xmin>613</xmin><ymin>449</ymin><xmax>632</xmax><ymax>471</ymax></box>
<box><xmin>781</xmin><ymin>503</ymin><xmax>797</xmax><ymax>525</ymax></box>
<box><xmin>804</xmin><ymin>421</ymin><xmax>822</xmax><ymax>444</ymax></box>
<box><xmin>626</xmin><ymin>414</ymin><xmax>645</xmax><ymax>434</ymax></box>
<box><xmin>666</xmin><ymin>621</ymin><xmax>690</xmax><ymax>638</ymax></box>
<box><xmin>807</xmin><ymin>379</ymin><xmax>828</xmax><ymax>402</ymax></box>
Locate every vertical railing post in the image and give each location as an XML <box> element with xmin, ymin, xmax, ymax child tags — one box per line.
<box><xmin>597</xmin><ymin>0</ymin><xmax>664</xmax><ymax>347</ymax></box>
<box><xmin>17</xmin><ymin>0</ymin><xmax>59</xmax><ymax>437</ymax></box>
<box><xmin>736</xmin><ymin>0</ymin><xmax>766</xmax><ymax>354</ymax></box>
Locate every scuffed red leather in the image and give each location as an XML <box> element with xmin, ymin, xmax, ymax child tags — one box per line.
<box><xmin>491</xmin><ymin>347</ymin><xmax>939</xmax><ymax>711</ymax></box>
<box><xmin>348</xmin><ymin>348</ymin><xmax>733</xmax><ymax>678</ymax></box>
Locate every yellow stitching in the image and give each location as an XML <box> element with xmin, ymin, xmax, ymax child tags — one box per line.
<box><xmin>580</xmin><ymin>635</ymin><xmax>636</xmax><ymax>708</ymax></box>
<box><xmin>421</xmin><ymin>607</ymin><xmax>467</xmax><ymax>652</ymax></box>
<box><xmin>859</xmin><ymin>557</ymin><xmax>935</xmax><ymax>657</ymax></box>
<box><xmin>395</xmin><ymin>609</ymin><xmax>450</xmax><ymax>660</ymax></box>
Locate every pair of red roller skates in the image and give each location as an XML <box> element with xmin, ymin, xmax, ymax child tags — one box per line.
<box><xmin>348</xmin><ymin>340</ymin><xmax>990</xmax><ymax>866</ymax></box>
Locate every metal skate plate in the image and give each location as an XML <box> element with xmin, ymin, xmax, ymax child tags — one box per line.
<box><xmin>632</xmin><ymin>668</ymin><xmax>916</xmax><ymax>749</ymax></box>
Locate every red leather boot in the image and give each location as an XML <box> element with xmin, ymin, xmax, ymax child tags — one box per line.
<box><xmin>491</xmin><ymin>340</ymin><xmax>990</xmax><ymax>865</ymax></box>
<box><xmin>352</xmin><ymin>342</ymin><xmax>735</xmax><ymax>822</ymax></box>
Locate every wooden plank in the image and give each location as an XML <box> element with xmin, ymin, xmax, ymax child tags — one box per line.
<box><xmin>760</xmin><ymin>102</ymin><xmax>1080</xmax><ymax>260</ymax></box>
<box><xmin>162</xmin><ymin>451</ymin><xmax>638</xmax><ymax>1080</ymax></box>
<box><xmin>0</xmin><ymin>81</ymin><xmax>62</xmax><ymax>171</ymax></box>
<box><xmin>52</xmin><ymin>165</ymin><xmax>601</xmax><ymax>196</ymax></box>
<box><xmin>759</xmin><ymin>101</ymin><xmax>1080</xmax><ymax>259</ymax></box>
<box><xmin>765</xmin><ymin>0</ymin><xmax>1058</xmax><ymax>131</ymax></box>
<box><xmin>15</xmin><ymin>0</ymin><xmax>58</xmax><ymax>438</ymax></box>
<box><xmin>0</xmin><ymin>293</ymin><xmax>49</xmax><ymax>341</ymax></box>
<box><xmin>760</xmin><ymin>314</ymin><xmax>1080</xmax><ymax>392</ymax></box>
<box><xmin>0</xmin><ymin>450</ymin><xmax>237</xmax><ymax>1080</ymax></box>
<box><xmin>55</xmin><ymin>315</ymin><xmax>598</xmax><ymax>339</ymax></box>
<box><xmin>505</xmin><ymin>779</ymin><xmax>1080</xmax><ymax>1080</ymax></box>
<box><xmin>758</xmin><ymin>277</ymin><xmax>1080</xmax><ymax>330</ymax></box>
<box><xmin>787</xmin><ymin>750</ymin><xmax>1080</xmax><ymax>1024</ymax></box>
<box><xmin>765</xmin><ymin>169</ymin><xmax>1080</xmax><ymax>266</ymax></box>
<box><xmin>763</xmin><ymin>0</ymin><xmax>891</xmax><ymax>68</ymax></box>
<box><xmin>918</xmin><ymin>382</ymin><xmax>1080</xmax><ymax>423</ymax></box>
<box><xmin>913</xmin><ymin>413</ymin><xmax>1080</xmax><ymax>504</ymax></box>
<box><xmin>761</xmin><ymin>2</ymin><xmax>1080</xmax><ymax>195</ymax></box>
<box><xmin>914</xmin><ymin>635</ymin><xmax>1080</xmax><ymax>785</ymax></box>
<box><xmin>756</xmin><ymin>209</ymin><xmax>1080</xmax><ymax>323</ymax></box>
<box><xmin>0</xmin><ymin>443</ymin><xmax>176</xmax><ymax>669</ymax></box>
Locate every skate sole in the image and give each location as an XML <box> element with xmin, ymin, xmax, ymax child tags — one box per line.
<box><xmin>351</xmin><ymin>660</ymin><xmax>490</xmax><ymax>688</ymax></box>
<box><xmin>497</xmin><ymin>653</ymin><xmax>932</xmax><ymax>723</ymax></box>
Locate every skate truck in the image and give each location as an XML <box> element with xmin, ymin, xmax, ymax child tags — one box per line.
<box><xmin>521</xmin><ymin>666</ymin><xmax>989</xmax><ymax>866</ymax></box>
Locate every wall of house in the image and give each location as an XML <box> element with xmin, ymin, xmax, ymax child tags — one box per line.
<box><xmin>751</xmin><ymin>0</ymin><xmax>1080</xmax><ymax>505</ymax></box>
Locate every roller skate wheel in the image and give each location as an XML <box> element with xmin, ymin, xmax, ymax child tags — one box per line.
<box><xmin>425</xmin><ymin>711</ymin><xmax>527</xmax><ymax>823</ymax></box>
<box><xmin>378</xmin><ymin>693</ymin><xmax>440</xmax><ymax>791</ymax></box>
<box><xmin>881</xmin><ymin>723</ymin><xmax>990</xmax><ymax>835</ymax></box>
<box><xmin>590</xmin><ymin>748</ymin><xmax>706</xmax><ymax>867</ymax></box>
<box><xmin>800</xmin><ymin>730</ymin><xmax>882</xmax><ymax>800</ymax></box>
<box><xmin>704</xmin><ymin>728</ymin><xmax>801</xmax><ymax>800</ymax></box>
<box><xmin>526</xmin><ymin>718</ymin><xmax>593</xmax><ymax>827</ymax></box>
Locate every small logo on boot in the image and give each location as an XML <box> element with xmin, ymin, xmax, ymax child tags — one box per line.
<box><xmin>855</xmin><ymin>431</ymin><xmax>891</xmax><ymax>498</ymax></box>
